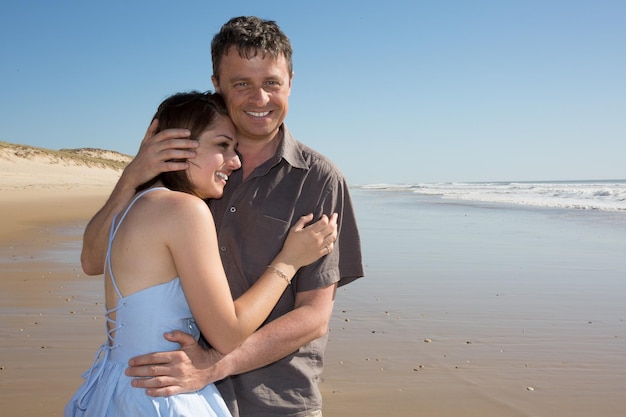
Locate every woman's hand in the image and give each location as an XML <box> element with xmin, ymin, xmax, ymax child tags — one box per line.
<box><xmin>279</xmin><ymin>213</ymin><xmax>338</xmax><ymax>269</ymax></box>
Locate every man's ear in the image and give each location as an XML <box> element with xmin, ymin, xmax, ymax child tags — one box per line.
<box><xmin>211</xmin><ymin>76</ymin><xmax>220</xmax><ymax>93</ymax></box>
<box><xmin>288</xmin><ymin>71</ymin><xmax>294</xmax><ymax>95</ymax></box>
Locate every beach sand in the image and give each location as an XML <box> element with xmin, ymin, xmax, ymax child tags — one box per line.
<box><xmin>0</xmin><ymin>187</ymin><xmax>115</xmax><ymax>416</ymax></box>
<box><xmin>2</xmin><ymin>150</ymin><xmax>626</xmax><ymax>416</ymax></box>
<box><xmin>0</xmin><ymin>146</ymin><xmax>126</xmax><ymax>415</ymax></box>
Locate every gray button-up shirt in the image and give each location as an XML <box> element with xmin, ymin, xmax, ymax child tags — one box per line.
<box><xmin>210</xmin><ymin>125</ymin><xmax>364</xmax><ymax>417</ymax></box>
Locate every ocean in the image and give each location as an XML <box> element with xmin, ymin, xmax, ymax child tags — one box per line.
<box><xmin>356</xmin><ymin>179</ymin><xmax>626</xmax><ymax>212</ymax></box>
<box><xmin>346</xmin><ymin>179</ymin><xmax>626</xmax><ymax>314</ymax></box>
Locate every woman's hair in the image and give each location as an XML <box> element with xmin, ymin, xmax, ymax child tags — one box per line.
<box><xmin>136</xmin><ymin>91</ymin><xmax>229</xmax><ymax>197</ymax></box>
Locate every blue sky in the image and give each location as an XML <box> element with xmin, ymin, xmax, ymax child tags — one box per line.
<box><xmin>1</xmin><ymin>1</ymin><xmax>624</xmax><ymax>184</ymax></box>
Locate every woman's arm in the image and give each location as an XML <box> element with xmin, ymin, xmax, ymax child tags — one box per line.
<box><xmin>172</xmin><ymin>195</ymin><xmax>337</xmax><ymax>354</ymax></box>
<box><xmin>125</xmin><ymin>283</ymin><xmax>336</xmax><ymax>396</ymax></box>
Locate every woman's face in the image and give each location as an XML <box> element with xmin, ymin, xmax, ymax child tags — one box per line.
<box><xmin>188</xmin><ymin>115</ymin><xmax>241</xmax><ymax>199</ymax></box>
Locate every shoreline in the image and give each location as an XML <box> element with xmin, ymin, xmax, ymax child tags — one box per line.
<box><xmin>0</xmin><ymin>187</ymin><xmax>113</xmax><ymax>240</ymax></box>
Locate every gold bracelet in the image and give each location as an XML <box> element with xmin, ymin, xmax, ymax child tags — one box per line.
<box><xmin>267</xmin><ymin>265</ymin><xmax>290</xmax><ymax>285</ymax></box>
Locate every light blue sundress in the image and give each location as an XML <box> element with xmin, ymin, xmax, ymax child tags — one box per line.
<box><xmin>64</xmin><ymin>187</ymin><xmax>232</xmax><ymax>417</ymax></box>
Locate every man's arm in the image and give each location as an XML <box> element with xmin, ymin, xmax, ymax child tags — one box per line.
<box><xmin>80</xmin><ymin>167</ymin><xmax>145</xmax><ymax>275</ymax></box>
<box><xmin>219</xmin><ymin>283</ymin><xmax>338</xmax><ymax>375</ymax></box>
<box><xmin>126</xmin><ymin>283</ymin><xmax>337</xmax><ymax>396</ymax></box>
<box><xmin>81</xmin><ymin>120</ymin><xmax>196</xmax><ymax>275</ymax></box>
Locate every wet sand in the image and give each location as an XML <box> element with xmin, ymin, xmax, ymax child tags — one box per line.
<box><xmin>324</xmin><ymin>189</ymin><xmax>626</xmax><ymax>416</ymax></box>
<box><xmin>1</xmin><ymin>187</ymin><xmax>625</xmax><ymax>416</ymax></box>
<box><xmin>0</xmin><ymin>188</ymin><xmax>113</xmax><ymax>416</ymax></box>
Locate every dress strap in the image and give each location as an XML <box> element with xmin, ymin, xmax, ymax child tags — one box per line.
<box><xmin>106</xmin><ymin>187</ymin><xmax>169</xmax><ymax>299</ymax></box>
<box><xmin>76</xmin><ymin>343</ymin><xmax>110</xmax><ymax>410</ymax></box>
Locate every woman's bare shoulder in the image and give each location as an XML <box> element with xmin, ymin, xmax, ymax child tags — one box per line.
<box><xmin>141</xmin><ymin>188</ymin><xmax>205</xmax><ymax>208</ymax></box>
<box><xmin>149</xmin><ymin>189</ymin><xmax>213</xmax><ymax>222</ymax></box>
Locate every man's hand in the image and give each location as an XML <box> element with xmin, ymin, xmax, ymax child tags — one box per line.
<box><xmin>125</xmin><ymin>119</ymin><xmax>198</xmax><ymax>186</ymax></box>
<box><xmin>125</xmin><ymin>331</ymin><xmax>226</xmax><ymax>397</ymax></box>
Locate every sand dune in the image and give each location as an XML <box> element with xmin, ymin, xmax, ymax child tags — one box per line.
<box><xmin>0</xmin><ymin>141</ymin><xmax>128</xmax><ymax>239</ymax></box>
<box><xmin>0</xmin><ymin>141</ymin><xmax>130</xmax><ymax>191</ymax></box>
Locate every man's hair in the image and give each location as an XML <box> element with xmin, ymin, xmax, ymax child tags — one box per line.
<box><xmin>136</xmin><ymin>91</ymin><xmax>229</xmax><ymax>197</ymax></box>
<box><xmin>211</xmin><ymin>16</ymin><xmax>293</xmax><ymax>82</ymax></box>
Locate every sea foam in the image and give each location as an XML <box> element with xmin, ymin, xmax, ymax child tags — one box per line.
<box><xmin>357</xmin><ymin>180</ymin><xmax>626</xmax><ymax>212</ymax></box>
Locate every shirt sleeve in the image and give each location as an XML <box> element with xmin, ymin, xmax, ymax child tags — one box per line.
<box><xmin>293</xmin><ymin>164</ymin><xmax>364</xmax><ymax>292</ymax></box>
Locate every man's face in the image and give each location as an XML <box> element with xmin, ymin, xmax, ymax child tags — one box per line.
<box><xmin>212</xmin><ymin>48</ymin><xmax>292</xmax><ymax>143</ymax></box>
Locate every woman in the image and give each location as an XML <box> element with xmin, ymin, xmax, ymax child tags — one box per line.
<box><xmin>65</xmin><ymin>91</ymin><xmax>337</xmax><ymax>417</ymax></box>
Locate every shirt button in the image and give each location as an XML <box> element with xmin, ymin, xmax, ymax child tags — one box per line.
<box><xmin>229</xmin><ymin>206</ymin><xmax>236</xmax><ymax>213</ymax></box>
<box><xmin>220</xmin><ymin>246</ymin><xmax>227</xmax><ymax>252</ymax></box>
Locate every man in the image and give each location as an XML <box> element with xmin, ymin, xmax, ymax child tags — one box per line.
<box><xmin>81</xmin><ymin>16</ymin><xmax>363</xmax><ymax>417</ymax></box>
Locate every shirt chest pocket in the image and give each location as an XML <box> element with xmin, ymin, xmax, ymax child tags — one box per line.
<box><xmin>244</xmin><ymin>213</ymin><xmax>291</xmax><ymax>271</ymax></box>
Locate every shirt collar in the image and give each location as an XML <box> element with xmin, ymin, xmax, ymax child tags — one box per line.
<box><xmin>273</xmin><ymin>125</ymin><xmax>309</xmax><ymax>170</ymax></box>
